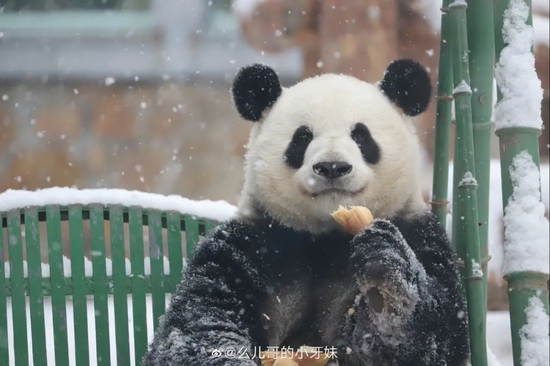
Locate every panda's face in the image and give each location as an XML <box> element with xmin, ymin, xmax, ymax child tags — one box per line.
<box><xmin>232</xmin><ymin>60</ymin><xmax>432</xmax><ymax>233</ymax></box>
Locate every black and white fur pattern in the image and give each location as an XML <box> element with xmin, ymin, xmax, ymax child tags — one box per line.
<box><xmin>142</xmin><ymin>59</ymin><xmax>470</xmax><ymax>366</ymax></box>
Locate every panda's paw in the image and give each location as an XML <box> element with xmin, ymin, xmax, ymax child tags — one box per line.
<box><xmin>350</xmin><ymin>219</ymin><xmax>425</xmax><ymax>317</ymax></box>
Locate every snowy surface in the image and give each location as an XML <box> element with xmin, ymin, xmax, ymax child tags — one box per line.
<box><xmin>0</xmin><ymin>187</ymin><xmax>237</xmax><ymax>222</ymax></box>
<box><xmin>494</xmin><ymin>0</ymin><xmax>544</xmax><ymax>131</ymax></box>
<box><xmin>4</xmin><ymin>297</ymin><xmax>515</xmax><ymax>366</ymax></box>
<box><xmin>459</xmin><ymin>171</ymin><xmax>478</xmax><ymax>187</ymax></box>
<box><xmin>520</xmin><ymin>297</ymin><xmax>550</xmax><ymax>366</ymax></box>
<box><xmin>453</xmin><ymin>80</ymin><xmax>472</xmax><ymax>95</ymax></box>
<box><xmin>445</xmin><ymin>160</ymin><xmax>550</xmax><ymax>281</ymax></box>
<box><xmin>502</xmin><ymin>151</ymin><xmax>549</xmax><ymax>275</ymax></box>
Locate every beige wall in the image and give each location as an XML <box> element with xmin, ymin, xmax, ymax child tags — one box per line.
<box><xmin>0</xmin><ymin>82</ymin><xmax>252</xmax><ymax>205</ymax></box>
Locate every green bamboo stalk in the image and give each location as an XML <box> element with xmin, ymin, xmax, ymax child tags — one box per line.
<box><xmin>494</xmin><ymin>3</ymin><xmax>549</xmax><ymax>363</ymax></box>
<box><xmin>466</xmin><ymin>0</ymin><xmax>495</xmax><ymax>318</ymax></box>
<box><xmin>449</xmin><ymin>1</ymin><xmax>488</xmax><ymax>365</ymax></box>
<box><xmin>430</xmin><ymin>0</ymin><xmax>453</xmax><ymax>229</ymax></box>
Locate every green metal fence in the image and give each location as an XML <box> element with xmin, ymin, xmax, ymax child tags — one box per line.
<box><xmin>0</xmin><ymin>204</ymin><xmax>218</xmax><ymax>366</ymax></box>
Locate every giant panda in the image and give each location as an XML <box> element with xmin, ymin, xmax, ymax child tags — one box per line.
<box><xmin>142</xmin><ymin>59</ymin><xmax>470</xmax><ymax>366</ymax></box>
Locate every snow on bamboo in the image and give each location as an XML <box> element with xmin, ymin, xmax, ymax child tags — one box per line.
<box><xmin>502</xmin><ymin>151</ymin><xmax>549</xmax><ymax>275</ymax></box>
<box><xmin>494</xmin><ymin>0</ymin><xmax>544</xmax><ymax>131</ymax></box>
<box><xmin>520</xmin><ymin>297</ymin><xmax>550</xmax><ymax>366</ymax></box>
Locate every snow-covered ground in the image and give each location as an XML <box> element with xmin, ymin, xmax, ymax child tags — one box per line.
<box><xmin>5</xmin><ymin>296</ymin><xmax>514</xmax><ymax>366</ymax></box>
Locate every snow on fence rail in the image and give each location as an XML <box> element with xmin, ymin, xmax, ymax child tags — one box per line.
<box><xmin>0</xmin><ymin>187</ymin><xmax>238</xmax><ymax>222</ymax></box>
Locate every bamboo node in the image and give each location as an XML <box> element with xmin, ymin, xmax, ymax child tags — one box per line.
<box><xmin>472</xmin><ymin>121</ymin><xmax>495</xmax><ymax>130</ymax></box>
<box><xmin>429</xmin><ymin>199</ymin><xmax>449</xmax><ymax>206</ymax></box>
<box><xmin>452</xmin><ymin>90</ymin><xmax>473</xmax><ymax>97</ymax></box>
<box><xmin>435</xmin><ymin>94</ymin><xmax>454</xmax><ymax>101</ymax></box>
<box><xmin>457</xmin><ymin>181</ymin><xmax>478</xmax><ymax>188</ymax></box>
<box><xmin>456</xmin><ymin>255</ymin><xmax>492</xmax><ymax>268</ymax></box>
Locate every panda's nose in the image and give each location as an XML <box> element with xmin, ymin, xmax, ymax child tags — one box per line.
<box><xmin>313</xmin><ymin>161</ymin><xmax>353</xmax><ymax>179</ymax></box>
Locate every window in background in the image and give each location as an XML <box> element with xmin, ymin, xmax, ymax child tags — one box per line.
<box><xmin>200</xmin><ymin>0</ymin><xmax>240</xmax><ymax>39</ymax></box>
<box><xmin>0</xmin><ymin>0</ymin><xmax>150</xmax><ymax>11</ymax></box>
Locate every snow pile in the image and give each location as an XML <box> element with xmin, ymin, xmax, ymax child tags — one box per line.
<box><xmin>502</xmin><ymin>151</ymin><xmax>549</xmax><ymax>275</ymax></box>
<box><xmin>0</xmin><ymin>187</ymin><xmax>237</xmax><ymax>222</ymax></box>
<box><xmin>494</xmin><ymin>0</ymin><xmax>544</xmax><ymax>131</ymax></box>
<box><xmin>519</xmin><ymin>297</ymin><xmax>550</xmax><ymax>366</ymax></box>
<box><xmin>453</xmin><ymin>80</ymin><xmax>472</xmax><ymax>95</ymax></box>
<box><xmin>459</xmin><ymin>171</ymin><xmax>477</xmax><ymax>187</ymax></box>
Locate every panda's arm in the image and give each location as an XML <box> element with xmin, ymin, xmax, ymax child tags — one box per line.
<box><xmin>348</xmin><ymin>213</ymin><xmax>469</xmax><ymax>366</ymax></box>
<box><xmin>142</xmin><ymin>221</ymin><xmax>266</xmax><ymax>366</ymax></box>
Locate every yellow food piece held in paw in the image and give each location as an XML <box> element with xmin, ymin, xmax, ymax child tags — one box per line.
<box><xmin>331</xmin><ymin>205</ymin><xmax>374</xmax><ymax>235</ymax></box>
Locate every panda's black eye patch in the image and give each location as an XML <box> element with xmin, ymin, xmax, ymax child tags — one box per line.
<box><xmin>351</xmin><ymin>123</ymin><xmax>380</xmax><ymax>165</ymax></box>
<box><xmin>284</xmin><ymin>126</ymin><xmax>313</xmax><ymax>169</ymax></box>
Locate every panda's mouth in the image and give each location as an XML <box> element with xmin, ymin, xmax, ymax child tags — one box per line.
<box><xmin>301</xmin><ymin>185</ymin><xmax>366</xmax><ymax>198</ymax></box>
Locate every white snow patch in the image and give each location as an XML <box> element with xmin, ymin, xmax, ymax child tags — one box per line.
<box><xmin>494</xmin><ymin>0</ymin><xmax>544</xmax><ymax>131</ymax></box>
<box><xmin>232</xmin><ymin>0</ymin><xmax>265</xmax><ymax>18</ymax></box>
<box><xmin>453</xmin><ymin>80</ymin><xmax>472</xmax><ymax>95</ymax></box>
<box><xmin>0</xmin><ymin>187</ymin><xmax>237</xmax><ymax>222</ymax></box>
<box><xmin>104</xmin><ymin>77</ymin><xmax>115</xmax><ymax>86</ymax></box>
<box><xmin>459</xmin><ymin>171</ymin><xmax>478</xmax><ymax>186</ymax></box>
<box><xmin>449</xmin><ymin>0</ymin><xmax>467</xmax><ymax>9</ymax></box>
<box><xmin>472</xmin><ymin>259</ymin><xmax>483</xmax><ymax>277</ymax></box>
<box><xmin>502</xmin><ymin>151</ymin><xmax>549</xmax><ymax>275</ymax></box>
<box><xmin>520</xmin><ymin>297</ymin><xmax>550</xmax><ymax>366</ymax></box>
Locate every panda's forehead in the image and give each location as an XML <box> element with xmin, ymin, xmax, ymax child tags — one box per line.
<box><xmin>270</xmin><ymin>75</ymin><xmax>394</xmax><ymax>134</ymax></box>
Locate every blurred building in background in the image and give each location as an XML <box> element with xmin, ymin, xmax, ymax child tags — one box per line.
<box><xmin>0</xmin><ymin>0</ymin><xmax>302</xmax><ymax>203</ymax></box>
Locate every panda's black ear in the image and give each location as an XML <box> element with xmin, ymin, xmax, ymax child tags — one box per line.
<box><xmin>231</xmin><ymin>63</ymin><xmax>282</xmax><ymax>122</ymax></box>
<box><xmin>379</xmin><ymin>58</ymin><xmax>432</xmax><ymax>117</ymax></box>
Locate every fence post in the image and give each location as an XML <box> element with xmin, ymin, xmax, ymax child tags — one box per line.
<box><xmin>494</xmin><ymin>1</ymin><xmax>550</xmax><ymax>365</ymax></box>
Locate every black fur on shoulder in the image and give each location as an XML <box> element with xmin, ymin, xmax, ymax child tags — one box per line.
<box><xmin>379</xmin><ymin>58</ymin><xmax>432</xmax><ymax>116</ymax></box>
<box><xmin>232</xmin><ymin>63</ymin><xmax>282</xmax><ymax>122</ymax></box>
